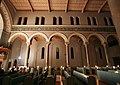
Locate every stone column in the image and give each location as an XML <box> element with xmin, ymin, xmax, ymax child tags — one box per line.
<box><xmin>108</xmin><ymin>0</ymin><xmax>120</xmax><ymax>42</ymax></box>
<box><xmin>102</xmin><ymin>42</ymin><xmax>109</xmax><ymax>65</ymax></box>
<box><xmin>24</xmin><ymin>42</ymin><xmax>30</xmax><ymax>66</ymax></box>
<box><xmin>84</xmin><ymin>42</ymin><xmax>90</xmax><ymax>67</ymax></box>
<box><xmin>65</xmin><ymin>42</ymin><xmax>69</xmax><ymax>67</ymax></box>
<box><xmin>45</xmin><ymin>42</ymin><xmax>50</xmax><ymax>67</ymax></box>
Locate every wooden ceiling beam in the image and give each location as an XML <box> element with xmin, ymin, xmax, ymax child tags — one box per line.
<box><xmin>48</xmin><ymin>0</ymin><xmax>51</xmax><ymax>12</ymax></box>
<box><xmin>82</xmin><ymin>0</ymin><xmax>89</xmax><ymax>13</ymax></box>
<box><xmin>28</xmin><ymin>0</ymin><xmax>34</xmax><ymax>12</ymax></box>
<box><xmin>65</xmin><ymin>0</ymin><xmax>69</xmax><ymax>12</ymax></box>
<box><xmin>98</xmin><ymin>0</ymin><xmax>107</xmax><ymax>13</ymax></box>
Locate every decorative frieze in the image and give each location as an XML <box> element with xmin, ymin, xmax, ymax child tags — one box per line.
<box><xmin>12</xmin><ymin>25</ymin><xmax>116</xmax><ymax>32</ymax></box>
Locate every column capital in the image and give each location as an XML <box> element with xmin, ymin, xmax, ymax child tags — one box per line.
<box><xmin>26</xmin><ymin>41</ymin><xmax>30</xmax><ymax>46</ymax></box>
<box><xmin>84</xmin><ymin>42</ymin><xmax>89</xmax><ymax>46</ymax></box>
<box><xmin>65</xmin><ymin>42</ymin><xmax>69</xmax><ymax>45</ymax></box>
<box><xmin>46</xmin><ymin>41</ymin><xmax>50</xmax><ymax>45</ymax></box>
<box><xmin>102</xmin><ymin>42</ymin><xmax>107</xmax><ymax>46</ymax></box>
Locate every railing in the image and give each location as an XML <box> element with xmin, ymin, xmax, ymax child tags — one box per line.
<box><xmin>12</xmin><ymin>25</ymin><xmax>116</xmax><ymax>32</ymax></box>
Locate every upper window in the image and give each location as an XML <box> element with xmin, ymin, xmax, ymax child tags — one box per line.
<box><xmin>70</xmin><ymin>17</ymin><xmax>74</xmax><ymax>25</ymax></box>
<box><xmin>17</xmin><ymin>17</ymin><xmax>22</xmax><ymax>25</ymax></box>
<box><xmin>59</xmin><ymin>17</ymin><xmax>62</xmax><ymax>25</ymax></box>
<box><xmin>53</xmin><ymin>17</ymin><xmax>57</xmax><ymax>25</ymax></box>
<box><xmin>87</xmin><ymin>17</ymin><xmax>91</xmax><ymax>25</ymax></box>
<box><xmin>41</xmin><ymin>47</ymin><xmax>45</xmax><ymax>59</ymax></box>
<box><xmin>76</xmin><ymin>17</ymin><xmax>80</xmax><ymax>25</ymax></box>
<box><xmin>23</xmin><ymin>17</ymin><xmax>28</xmax><ymax>25</ymax></box>
<box><xmin>41</xmin><ymin>17</ymin><xmax>45</xmax><ymax>25</ymax></box>
<box><xmin>104</xmin><ymin>17</ymin><xmax>108</xmax><ymax>26</ymax></box>
<box><xmin>71</xmin><ymin>47</ymin><xmax>74</xmax><ymax>59</ymax></box>
<box><xmin>35</xmin><ymin>17</ymin><xmax>39</xmax><ymax>25</ymax></box>
<box><xmin>56</xmin><ymin>47</ymin><xmax>59</xmax><ymax>59</ymax></box>
<box><xmin>92</xmin><ymin>17</ymin><xmax>97</xmax><ymax>25</ymax></box>
<box><xmin>99</xmin><ymin>47</ymin><xmax>103</xmax><ymax>59</ymax></box>
<box><xmin>109</xmin><ymin>17</ymin><xmax>114</xmax><ymax>26</ymax></box>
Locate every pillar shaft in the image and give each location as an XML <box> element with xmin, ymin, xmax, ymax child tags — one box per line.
<box><xmin>24</xmin><ymin>42</ymin><xmax>30</xmax><ymax>66</ymax></box>
<box><xmin>45</xmin><ymin>42</ymin><xmax>50</xmax><ymax>67</ymax></box>
<box><xmin>65</xmin><ymin>42</ymin><xmax>69</xmax><ymax>67</ymax></box>
<box><xmin>84</xmin><ymin>42</ymin><xmax>90</xmax><ymax>67</ymax></box>
<box><xmin>103</xmin><ymin>43</ymin><xmax>109</xmax><ymax>65</ymax></box>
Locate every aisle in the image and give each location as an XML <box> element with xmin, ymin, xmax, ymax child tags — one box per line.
<box><xmin>56</xmin><ymin>75</ymin><xmax>63</xmax><ymax>85</ymax></box>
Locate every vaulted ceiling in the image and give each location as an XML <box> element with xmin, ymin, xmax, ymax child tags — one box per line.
<box><xmin>8</xmin><ymin>0</ymin><xmax>109</xmax><ymax>13</ymax></box>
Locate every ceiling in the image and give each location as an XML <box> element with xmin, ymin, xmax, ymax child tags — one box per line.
<box><xmin>8</xmin><ymin>0</ymin><xmax>109</xmax><ymax>13</ymax></box>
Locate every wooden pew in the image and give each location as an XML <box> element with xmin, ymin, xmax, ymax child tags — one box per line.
<box><xmin>97</xmin><ymin>70</ymin><xmax>120</xmax><ymax>85</ymax></box>
<box><xmin>46</xmin><ymin>75</ymin><xmax>56</xmax><ymax>85</ymax></box>
<box><xmin>24</xmin><ymin>71</ymin><xmax>47</xmax><ymax>85</ymax></box>
<box><xmin>63</xmin><ymin>70</ymin><xmax>75</xmax><ymax>85</ymax></box>
<box><xmin>73</xmin><ymin>70</ymin><xmax>96</xmax><ymax>85</ymax></box>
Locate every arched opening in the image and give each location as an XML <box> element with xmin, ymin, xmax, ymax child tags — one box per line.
<box><xmin>41</xmin><ymin>16</ymin><xmax>45</xmax><ymax>25</ymax></box>
<box><xmin>69</xmin><ymin>35</ymin><xmax>86</xmax><ymax>67</ymax></box>
<box><xmin>53</xmin><ymin>17</ymin><xmax>57</xmax><ymax>25</ymax></box>
<box><xmin>35</xmin><ymin>17</ymin><xmax>39</xmax><ymax>25</ymax></box>
<box><xmin>76</xmin><ymin>17</ymin><xmax>80</xmax><ymax>25</ymax></box>
<box><xmin>28</xmin><ymin>35</ymin><xmax>47</xmax><ymax>67</ymax></box>
<box><xmin>87</xmin><ymin>17</ymin><xmax>91</xmax><ymax>25</ymax></box>
<box><xmin>88</xmin><ymin>36</ymin><xmax>106</xmax><ymax>66</ymax></box>
<box><xmin>92</xmin><ymin>17</ymin><xmax>97</xmax><ymax>25</ymax></box>
<box><xmin>109</xmin><ymin>17</ymin><xmax>114</xmax><ymax>26</ymax></box>
<box><xmin>59</xmin><ymin>17</ymin><xmax>62</xmax><ymax>25</ymax></box>
<box><xmin>104</xmin><ymin>17</ymin><xmax>108</xmax><ymax>26</ymax></box>
<box><xmin>107</xmin><ymin>35</ymin><xmax>120</xmax><ymax>66</ymax></box>
<box><xmin>10</xmin><ymin>36</ymin><xmax>27</xmax><ymax>67</ymax></box>
<box><xmin>70</xmin><ymin>17</ymin><xmax>74</xmax><ymax>25</ymax></box>
<box><xmin>49</xmin><ymin>35</ymin><xmax>66</xmax><ymax>67</ymax></box>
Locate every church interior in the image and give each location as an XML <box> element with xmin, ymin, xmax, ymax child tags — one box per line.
<box><xmin>0</xmin><ymin>0</ymin><xmax>120</xmax><ymax>85</ymax></box>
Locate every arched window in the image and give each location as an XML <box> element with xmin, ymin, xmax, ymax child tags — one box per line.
<box><xmin>92</xmin><ymin>17</ymin><xmax>97</xmax><ymax>25</ymax></box>
<box><xmin>17</xmin><ymin>17</ymin><xmax>22</xmax><ymax>25</ymax></box>
<box><xmin>41</xmin><ymin>47</ymin><xmax>45</xmax><ymax>59</ymax></box>
<box><xmin>70</xmin><ymin>17</ymin><xmax>74</xmax><ymax>25</ymax></box>
<box><xmin>99</xmin><ymin>47</ymin><xmax>103</xmax><ymax>59</ymax></box>
<box><xmin>53</xmin><ymin>17</ymin><xmax>57</xmax><ymax>25</ymax></box>
<box><xmin>109</xmin><ymin>17</ymin><xmax>114</xmax><ymax>26</ymax></box>
<box><xmin>56</xmin><ymin>47</ymin><xmax>59</xmax><ymax>59</ymax></box>
<box><xmin>59</xmin><ymin>17</ymin><xmax>62</xmax><ymax>25</ymax></box>
<box><xmin>71</xmin><ymin>47</ymin><xmax>74</xmax><ymax>59</ymax></box>
<box><xmin>76</xmin><ymin>17</ymin><xmax>79</xmax><ymax>25</ymax></box>
<box><xmin>41</xmin><ymin>17</ymin><xmax>45</xmax><ymax>25</ymax></box>
<box><xmin>23</xmin><ymin>17</ymin><xmax>27</xmax><ymax>25</ymax></box>
<box><xmin>104</xmin><ymin>17</ymin><xmax>108</xmax><ymax>26</ymax></box>
<box><xmin>35</xmin><ymin>17</ymin><xmax>39</xmax><ymax>25</ymax></box>
<box><xmin>87</xmin><ymin>17</ymin><xmax>91</xmax><ymax>25</ymax></box>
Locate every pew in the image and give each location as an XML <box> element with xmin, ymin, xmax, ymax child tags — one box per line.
<box><xmin>46</xmin><ymin>75</ymin><xmax>56</xmax><ymax>85</ymax></box>
<box><xmin>63</xmin><ymin>70</ymin><xmax>75</xmax><ymax>85</ymax></box>
<box><xmin>73</xmin><ymin>70</ymin><xmax>96</xmax><ymax>85</ymax></box>
<box><xmin>97</xmin><ymin>70</ymin><xmax>120</xmax><ymax>85</ymax></box>
<box><xmin>76</xmin><ymin>67</ymin><xmax>92</xmax><ymax>75</ymax></box>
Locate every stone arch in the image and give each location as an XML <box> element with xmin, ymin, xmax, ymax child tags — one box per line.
<box><xmin>87</xmin><ymin>33</ymin><xmax>106</xmax><ymax>44</ymax></box>
<box><xmin>106</xmin><ymin>34</ymin><xmax>118</xmax><ymax>41</ymax></box>
<box><xmin>29</xmin><ymin>32</ymin><xmax>49</xmax><ymax>42</ymax></box>
<box><xmin>8</xmin><ymin>32</ymin><xmax>29</xmax><ymax>43</ymax></box>
<box><xmin>68</xmin><ymin>33</ymin><xmax>88</xmax><ymax>44</ymax></box>
<box><xmin>49</xmin><ymin>32</ymin><xmax>68</xmax><ymax>42</ymax></box>
<box><xmin>0</xmin><ymin>14</ymin><xmax>3</xmax><ymax>38</ymax></box>
<box><xmin>0</xmin><ymin>2</ymin><xmax>12</xmax><ymax>32</ymax></box>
